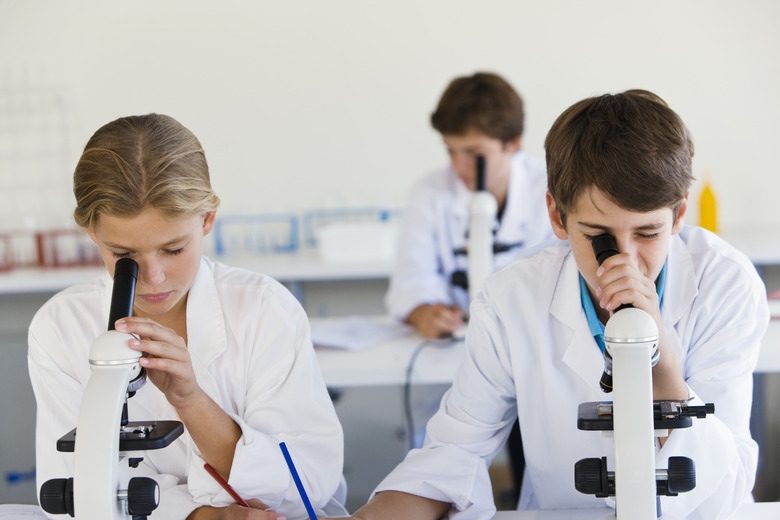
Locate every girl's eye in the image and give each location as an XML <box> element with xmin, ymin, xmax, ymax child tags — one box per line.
<box><xmin>111</xmin><ymin>251</ymin><xmax>131</xmax><ymax>258</ymax></box>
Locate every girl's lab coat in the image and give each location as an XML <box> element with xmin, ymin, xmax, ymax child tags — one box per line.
<box><xmin>375</xmin><ymin>226</ymin><xmax>767</xmax><ymax>520</ymax></box>
<box><xmin>28</xmin><ymin>257</ymin><xmax>346</xmax><ymax>520</ymax></box>
<box><xmin>385</xmin><ymin>151</ymin><xmax>553</xmax><ymax>319</ymax></box>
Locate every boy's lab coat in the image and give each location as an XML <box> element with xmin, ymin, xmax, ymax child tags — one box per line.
<box><xmin>28</xmin><ymin>257</ymin><xmax>346</xmax><ymax>520</ymax></box>
<box><xmin>375</xmin><ymin>226</ymin><xmax>767</xmax><ymax>520</ymax></box>
<box><xmin>385</xmin><ymin>151</ymin><xmax>552</xmax><ymax>319</ymax></box>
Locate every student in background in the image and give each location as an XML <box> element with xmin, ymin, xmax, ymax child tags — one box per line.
<box><xmin>28</xmin><ymin>114</ymin><xmax>347</xmax><ymax>520</ymax></box>
<box><xmin>385</xmin><ymin>72</ymin><xmax>553</xmax><ymax>340</ymax></box>
<box><xmin>340</xmin><ymin>90</ymin><xmax>767</xmax><ymax>519</ymax></box>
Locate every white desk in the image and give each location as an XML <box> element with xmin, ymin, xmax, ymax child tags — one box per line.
<box><xmin>312</xmin><ymin>318</ymin><xmax>464</xmax><ymax>387</ymax></box>
<box><xmin>313</xmin><ymin>316</ymin><xmax>780</xmax><ymax>388</ymax></box>
<box><xmin>492</xmin><ymin>502</ymin><xmax>780</xmax><ymax>519</ymax></box>
<box><xmin>2</xmin><ymin>502</ymin><xmax>778</xmax><ymax>519</ymax></box>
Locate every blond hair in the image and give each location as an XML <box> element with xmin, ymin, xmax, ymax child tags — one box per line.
<box><xmin>73</xmin><ymin>113</ymin><xmax>220</xmax><ymax>229</ymax></box>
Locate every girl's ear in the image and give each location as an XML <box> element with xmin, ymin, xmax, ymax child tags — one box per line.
<box><xmin>202</xmin><ymin>212</ymin><xmax>216</xmax><ymax>236</ymax></box>
<box><xmin>546</xmin><ymin>192</ymin><xmax>569</xmax><ymax>240</ymax></box>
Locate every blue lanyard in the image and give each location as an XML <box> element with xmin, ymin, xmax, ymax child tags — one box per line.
<box><xmin>579</xmin><ymin>260</ymin><xmax>667</xmax><ymax>353</ymax></box>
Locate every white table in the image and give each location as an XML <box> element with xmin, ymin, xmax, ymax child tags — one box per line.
<box><xmin>313</xmin><ymin>316</ymin><xmax>780</xmax><ymax>388</ymax></box>
<box><xmin>312</xmin><ymin>318</ymin><xmax>464</xmax><ymax>387</ymax></box>
<box><xmin>492</xmin><ymin>502</ymin><xmax>780</xmax><ymax>519</ymax></box>
<box><xmin>3</xmin><ymin>502</ymin><xmax>779</xmax><ymax>519</ymax></box>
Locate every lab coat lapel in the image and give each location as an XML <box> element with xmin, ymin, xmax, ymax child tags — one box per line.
<box><xmin>662</xmin><ymin>235</ymin><xmax>697</xmax><ymax>361</ymax></box>
<box><xmin>494</xmin><ymin>156</ymin><xmax>525</xmax><ymax>246</ymax></box>
<box><xmin>449</xmin><ymin>170</ymin><xmax>472</xmax><ymax>251</ymax></box>
<box><xmin>185</xmin><ymin>258</ymin><xmax>227</xmax><ymax>399</ymax></box>
<box><xmin>552</xmin><ymin>250</ymin><xmax>606</xmax><ymax>390</ymax></box>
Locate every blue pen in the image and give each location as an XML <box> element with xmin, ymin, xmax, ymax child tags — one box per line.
<box><xmin>279</xmin><ymin>441</ymin><xmax>318</xmax><ymax>520</ymax></box>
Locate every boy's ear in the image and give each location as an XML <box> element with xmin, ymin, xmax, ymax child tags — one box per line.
<box><xmin>546</xmin><ymin>192</ymin><xmax>569</xmax><ymax>240</ymax></box>
<box><xmin>504</xmin><ymin>136</ymin><xmax>522</xmax><ymax>154</ymax></box>
<box><xmin>671</xmin><ymin>192</ymin><xmax>689</xmax><ymax>235</ymax></box>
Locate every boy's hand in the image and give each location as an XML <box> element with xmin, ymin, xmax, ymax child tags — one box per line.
<box><xmin>595</xmin><ymin>252</ymin><xmax>689</xmax><ymax>403</ymax></box>
<box><xmin>594</xmin><ymin>253</ymin><xmax>661</xmax><ymax>325</ymax></box>
<box><xmin>406</xmin><ymin>303</ymin><xmax>464</xmax><ymax>339</ymax></box>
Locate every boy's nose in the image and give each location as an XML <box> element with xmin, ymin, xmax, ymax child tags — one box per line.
<box><xmin>615</xmin><ymin>238</ymin><xmax>639</xmax><ymax>263</ymax></box>
<box><xmin>451</xmin><ymin>153</ymin><xmax>474</xmax><ymax>177</ymax></box>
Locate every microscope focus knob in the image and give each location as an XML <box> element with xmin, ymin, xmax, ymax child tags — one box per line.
<box><xmin>127</xmin><ymin>477</ymin><xmax>160</xmax><ymax>516</ymax></box>
<box><xmin>39</xmin><ymin>477</ymin><xmax>75</xmax><ymax>517</ymax></box>
<box><xmin>666</xmin><ymin>456</ymin><xmax>696</xmax><ymax>495</ymax></box>
<box><xmin>574</xmin><ymin>457</ymin><xmax>611</xmax><ymax>498</ymax></box>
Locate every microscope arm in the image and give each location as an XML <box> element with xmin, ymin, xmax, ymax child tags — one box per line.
<box><xmin>74</xmin><ymin>347</ymin><xmax>141</xmax><ymax>518</ymax></box>
<box><xmin>466</xmin><ymin>155</ymin><xmax>497</xmax><ymax>301</ymax></box>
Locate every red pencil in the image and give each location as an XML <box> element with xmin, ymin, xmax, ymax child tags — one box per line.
<box><xmin>204</xmin><ymin>463</ymin><xmax>250</xmax><ymax>507</ymax></box>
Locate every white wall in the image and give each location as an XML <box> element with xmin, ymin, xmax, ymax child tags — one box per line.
<box><xmin>1</xmin><ymin>0</ymin><xmax>779</xmax><ymax>233</ymax></box>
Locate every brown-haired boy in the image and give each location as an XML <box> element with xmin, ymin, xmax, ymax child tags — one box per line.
<box><xmin>342</xmin><ymin>90</ymin><xmax>768</xmax><ymax>520</ymax></box>
<box><xmin>385</xmin><ymin>72</ymin><xmax>553</xmax><ymax>339</ymax></box>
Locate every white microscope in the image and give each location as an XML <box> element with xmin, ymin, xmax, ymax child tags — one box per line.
<box><xmin>39</xmin><ymin>258</ymin><xmax>183</xmax><ymax>519</ymax></box>
<box><xmin>451</xmin><ymin>155</ymin><xmax>524</xmax><ymax>302</ymax></box>
<box><xmin>574</xmin><ymin>234</ymin><xmax>713</xmax><ymax>519</ymax></box>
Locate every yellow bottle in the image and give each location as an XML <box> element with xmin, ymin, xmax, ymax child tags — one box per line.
<box><xmin>698</xmin><ymin>173</ymin><xmax>718</xmax><ymax>233</ymax></box>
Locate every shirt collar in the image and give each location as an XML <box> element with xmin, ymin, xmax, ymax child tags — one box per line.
<box><xmin>579</xmin><ymin>259</ymin><xmax>667</xmax><ymax>353</ymax></box>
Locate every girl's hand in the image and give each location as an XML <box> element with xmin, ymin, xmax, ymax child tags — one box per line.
<box><xmin>115</xmin><ymin>317</ymin><xmax>200</xmax><ymax>409</ymax></box>
<box><xmin>221</xmin><ymin>499</ymin><xmax>287</xmax><ymax>520</ymax></box>
<box><xmin>188</xmin><ymin>499</ymin><xmax>287</xmax><ymax>520</ymax></box>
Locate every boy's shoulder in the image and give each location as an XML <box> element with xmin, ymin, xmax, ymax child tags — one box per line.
<box><xmin>511</xmin><ymin>150</ymin><xmax>546</xmax><ymax>177</ymax></box>
<box><xmin>674</xmin><ymin>226</ymin><xmax>756</xmax><ymax>273</ymax></box>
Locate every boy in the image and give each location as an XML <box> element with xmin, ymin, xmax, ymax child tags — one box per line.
<box><xmin>385</xmin><ymin>72</ymin><xmax>553</xmax><ymax>339</ymax></box>
<box><xmin>343</xmin><ymin>90</ymin><xmax>768</xmax><ymax>519</ymax></box>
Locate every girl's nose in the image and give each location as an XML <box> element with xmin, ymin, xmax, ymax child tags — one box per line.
<box><xmin>139</xmin><ymin>260</ymin><xmax>165</xmax><ymax>286</ymax></box>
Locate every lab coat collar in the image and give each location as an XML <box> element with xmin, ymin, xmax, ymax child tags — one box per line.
<box><xmin>185</xmin><ymin>257</ymin><xmax>229</xmax><ymax>387</ymax></box>
<box><xmin>449</xmin><ymin>152</ymin><xmax>528</xmax><ymax>241</ymax></box>
<box><xmin>494</xmin><ymin>152</ymin><xmax>530</xmax><ymax>243</ymax></box>
<box><xmin>550</xmin><ymin>245</ymin><xmax>606</xmax><ymax>390</ymax></box>
<box><xmin>661</xmin><ymin>234</ymin><xmax>698</xmax><ymax>362</ymax></box>
<box><xmin>450</xmin><ymin>168</ymin><xmax>472</xmax><ymax>220</ymax></box>
<box><xmin>551</xmin><ymin>236</ymin><xmax>696</xmax><ymax>387</ymax></box>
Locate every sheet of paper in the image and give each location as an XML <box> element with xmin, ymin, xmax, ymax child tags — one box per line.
<box><xmin>310</xmin><ymin>316</ymin><xmax>413</xmax><ymax>351</ymax></box>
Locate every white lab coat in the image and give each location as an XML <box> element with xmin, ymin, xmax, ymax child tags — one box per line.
<box><xmin>28</xmin><ymin>257</ymin><xmax>347</xmax><ymax>520</ymax></box>
<box><xmin>385</xmin><ymin>151</ymin><xmax>553</xmax><ymax>319</ymax></box>
<box><xmin>375</xmin><ymin>226</ymin><xmax>767</xmax><ymax>520</ymax></box>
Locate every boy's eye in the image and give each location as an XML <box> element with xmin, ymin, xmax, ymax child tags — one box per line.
<box><xmin>111</xmin><ymin>251</ymin><xmax>131</xmax><ymax>258</ymax></box>
<box><xmin>165</xmin><ymin>248</ymin><xmax>184</xmax><ymax>256</ymax></box>
<box><xmin>637</xmin><ymin>233</ymin><xmax>661</xmax><ymax>240</ymax></box>
<box><xmin>582</xmin><ymin>234</ymin><xmax>598</xmax><ymax>241</ymax></box>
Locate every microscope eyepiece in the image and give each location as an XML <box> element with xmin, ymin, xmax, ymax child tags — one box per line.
<box><xmin>108</xmin><ymin>258</ymin><xmax>138</xmax><ymax>331</ymax></box>
<box><xmin>591</xmin><ymin>234</ymin><xmax>626</xmax><ymax>393</ymax></box>
<box><xmin>475</xmin><ymin>155</ymin><xmax>486</xmax><ymax>192</ymax></box>
<box><xmin>591</xmin><ymin>234</ymin><xmax>619</xmax><ymax>266</ymax></box>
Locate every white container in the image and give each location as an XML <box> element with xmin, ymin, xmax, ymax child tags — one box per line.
<box><xmin>316</xmin><ymin>221</ymin><xmax>398</xmax><ymax>263</ymax></box>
